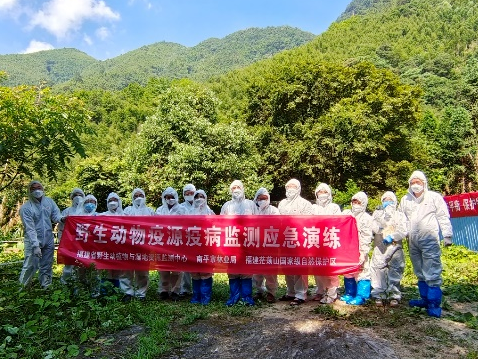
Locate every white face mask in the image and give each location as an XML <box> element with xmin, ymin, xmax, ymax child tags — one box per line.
<box><xmin>72</xmin><ymin>196</ymin><xmax>83</xmax><ymax>206</ymax></box>
<box><xmin>32</xmin><ymin>190</ymin><xmax>44</xmax><ymax>199</ymax></box>
<box><xmin>256</xmin><ymin>200</ymin><xmax>268</xmax><ymax>210</ymax></box>
<box><xmin>184</xmin><ymin>195</ymin><xmax>194</xmax><ymax>203</ymax></box>
<box><xmin>410</xmin><ymin>184</ymin><xmax>424</xmax><ymax>194</ymax></box>
<box><xmin>194</xmin><ymin>198</ymin><xmax>206</xmax><ymax>207</ymax></box>
<box><xmin>286</xmin><ymin>189</ymin><xmax>298</xmax><ymax>199</ymax></box>
<box><xmin>108</xmin><ymin>201</ymin><xmax>119</xmax><ymax>210</ymax></box>
<box><xmin>316</xmin><ymin>193</ymin><xmax>328</xmax><ymax>204</ymax></box>
<box><xmin>134</xmin><ymin>197</ymin><xmax>145</xmax><ymax>207</ymax></box>
<box><xmin>351</xmin><ymin>204</ymin><xmax>363</xmax><ymax>214</ymax></box>
<box><xmin>232</xmin><ymin>190</ymin><xmax>243</xmax><ymax>200</ymax></box>
<box><xmin>166</xmin><ymin>198</ymin><xmax>177</xmax><ymax>206</ymax></box>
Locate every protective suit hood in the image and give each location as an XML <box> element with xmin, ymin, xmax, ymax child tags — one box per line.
<box><xmin>106</xmin><ymin>192</ymin><xmax>124</xmax><ymax>214</ymax></box>
<box><xmin>285</xmin><ymin>178</ymin><xmax>301</xmax><ymax>201</ymax></box>
<box><xmin>381</xmin><ymin>191</ymin><xmax>398</xmax><ymax>210</ymax></box>
<box><xmin>69</xmin><ymin>188</ymin><xmax>85</xmax><ymax>200</ymax></box>
<box><xmin>315</xmin><ymin>183</ymin><xmax>332</xmax><ymax>206</ymax></box>
<box><xmin>27</xmin><ymin>180</ymin><xmax>43</xmax><ymax>202</ymax></box>
<box><xmin>183</xmin><ymin>183</ymin><xmax>196</xmax><ymax>196</ymax></box>
<box><xmin>254</xmin><ymin>187</ymin><xmax>271</xmax><ymax>207</ymax></box>
<box><xmin>229</xmin><ymin>180</ymin><xmax>245</xmax><ymax>201</ymax></box>
<box><xmin>162</xmin><ymin>187</ymin><xmax>179</xmax><ymax>202</ymax></box>
<box><xmin>78</xmin><ymin>194</ymin><xmax>97</xmax><ymax>215</ymax></box>
<box><xmin>131</xmin><ymin>188</ymin><xmax>146</xmax><ymax>208</ymax></box>
<box><xmin>351</xmin><ymin>191</ymin><xmax>368</xmax><ymax>213</ymax></box>
<box><xmin>408</xmin><ymin>170</ymin><xmax>429</xmax><ymax>197</ymax></box>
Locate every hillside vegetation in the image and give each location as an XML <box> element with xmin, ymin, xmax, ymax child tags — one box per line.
<box><xmin>0</xmin><ymin>26</ymin><xmax>315</xmax><ymax>90</ymax></box>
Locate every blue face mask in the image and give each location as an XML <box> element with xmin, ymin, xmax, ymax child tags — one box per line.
<box><xmin>382</xmin><ymin>201</ymin><xmax>394</xmax><ymax>209</ymax></box>
<box><xmin>84</xmin><ymin>203</ymin><xmax>96</xmax><ymax>213</ymax></box>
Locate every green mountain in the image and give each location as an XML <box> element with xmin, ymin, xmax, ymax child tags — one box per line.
<box><xmin>0</xmin><ymin>26</ymin><xmax>315</xmax><ymax>90</ymax></box>
<box><xmin>0</xmin><ymin>48</ymin><xmax>97</xmax><ymax>87</ymax></box>
<box><xmin>210</xmin><ymin>0</ymin><xmax>478</xmax><ymax>194</ymax></box>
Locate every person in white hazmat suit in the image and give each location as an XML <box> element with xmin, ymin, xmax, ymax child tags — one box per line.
<box><xmin>370</xmin><ymin>191</ymin><xmax>407</xmax><ymax>307</ymax></box>
<box><xmin>400</xmin><ymin>170</ymin><xmax>453</xmax><ymax>317</ymax></box>
<box><xmin>156</xmin><ymin>187</ymin><xmax>187</xmax><ymax>301</ymax></box>
<box><xmin>221</xmin><ymin>180</ymin><xmax>257</xmax><ymax>306</ymax></box>
<box><xmin>190</xmin><ymin>189</ymin><xmax>215</xmax><ymax>305</ymax></box>
<box><xmin>19</xmin><ymin>180</ymin><xmax>64</xmax><ymax>289</ymax></box>
<box><xmin>99</xmin><ymin>192</ymin><xmax>125</xmax><ymax>291</ymax></box>
<box><xmin>252</xmin><ymin>187</ymin><xmax>280</xmax><ymax>303</ymax></box>
<box><xmin>277</xmin><ymin>178</ymin><xmax>313</xmax><ymax>306</ymax></box>
<box><xmin>179</xmin><ymin>183</ymin><xmax>196</xmax><ymax>296</ymax></box>
<box><xmin>340</xmin><ymin>191</ymin><xmax>373</xmax><ymax>305</ymax></box>
<box><xmin>311</xmin><ymin>183</ymin><xmax>342</xmax><ymax>304</ymax></box>
<box><xmin>120</xmin><ymin>188</ymin><xmax>155</xmax><ymax>302</ymax></box>
<box><xmin>59</xmin><ymin>188</ymin><xmax>85</xmax><ymax>285</ymax></box>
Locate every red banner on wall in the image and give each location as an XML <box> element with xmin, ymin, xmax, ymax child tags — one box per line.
<box><xmin>444</xmin><ymin>192</ymin><xmax>478</xmax><ymax>218</ymax></box>
<box><xmin>58</xmin><ymin>215</ymin><xmax>360</xmax><ymax>275</ymax></box>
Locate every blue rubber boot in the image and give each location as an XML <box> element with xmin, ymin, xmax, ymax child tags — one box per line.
<box><xmin>240</xmin><ymin>278</ymin><xmax>255</xmax><ymax>306</ymax></box>
<box><xmin>409</xmin><ymin>281</ymin><xmax>428</xmax><ymax>308</ymax></box>
<box><xmin>200</xmin><ymin>277</ymin><xmax>213</xmax><ymax>305</ymax></box>
<box><xmin>190</xmin><ymin>279</ymin><xmax>201</xmax><ymax>304</ymax></box>
<box><xmin>348</xmin><ymin>280</ymin><xmax>371</xmax><ymax>305</ymax></box>
<box><xmin>226</xmin><ymin>278</ymin><xmax>241</xmax><ymax>306</ymax></box>
<box><xmin>340</xmin><ymin>277</ymin><xmax>357</xmax><ymax>302</ymax></box>
<box><xmin>426</xmin><ymin>286</ymin><xmax>442</xmax><ymax>318</ymax></box>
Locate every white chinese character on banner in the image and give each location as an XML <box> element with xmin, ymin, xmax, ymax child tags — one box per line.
<box><xmin>330</xmin><ymin>258</ymin><xmax>336</xmax><ymax>265</ymax></box>
<box><xmin>263</xmin><ymin>226</ymin><xmax>280</xmax><ymax>248</ymax></box>
<box><xmin>224</xmin><ymin>226</ymin><xmax>240</xmax><ymax>247</ymax></box>
<box><xmin>76</xmin><ymin>223</ymin><xmax>90</xmax><ymax>242</ymax></box>
<box><xmin>244</xmin><ymin>227</ymin><xmax>260</xmax><ymax>248</ymax></box>
<box><xmin>303</xmin><ymin>226</ymin><xmax>320</xmax><ymax>248</ymax></box>
<box><xmin>463</xmin><ymin>199</ymin><xmax>471</xmax><ymax>211</ymax></box>
<box><xmin>167</xmin><ymin>226</ymin><xmax>183</xmax><ymax>246</ymax></box>
<box><xmin>282</xmin><ymin>226</ymin><xmax>300</xmax><ymax>248</ymax></box>
<box><xmin>110</xmin><ymin>225</ymin><xmax>127</xmax><ymax>244</ymax></box>
<box><xmin>454</xmin><ymin>200</ymin><xmax>461</xmax><ymax>212</ymax></box>
<box><xmin>204</xmin><ymin>226</ymin><xmax>221</xmax><ymax>247</ymax></box>
<box><xmin>129</xmin><ymin>225</ymin><xmax>146</xmax><ymax>245</ymax></box>
<box><xmin>186</xmin><ymin>226</ymin><xmax>202</xmax><ymax>246</ymax></box>
<box><xmin>470</xmin><ymin>198</ymin><xmax>476</xmax><ymax>210</ymax></box>
<box><xmin>148</xmin><ymin>225</ymin><xmax>165</xmax><ymax>246</ymax></box>
<box><xmin>323</xmin><ymin>227</ymin><xmax>341</xmax><ymax>249</ymax></box>
<box><xmin>93</xmin><ymin>224</ymin><xmax>107</xmax><ymax>243</ymax></box>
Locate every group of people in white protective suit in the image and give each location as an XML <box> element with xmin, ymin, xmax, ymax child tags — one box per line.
<box><xmin>18</xmin><ymin>169</ymin><xmax>452</xmax><ymax>317</ymax></box>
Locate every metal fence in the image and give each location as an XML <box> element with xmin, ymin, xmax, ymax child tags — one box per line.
<box><xmin>450</xmin><ymin>216</ymin><xmax>478</xmax><ymax>251</ymax></box>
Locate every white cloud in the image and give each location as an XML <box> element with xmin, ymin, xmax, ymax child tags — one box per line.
<box><xmin>83</xmin><ymin>33</ymin><xmax>93</xmax><ymax>45</ymax></box>
<box><xmin>95</xmin><ymin>26</ymin><xmax>109</xmax><ymax>40</ymax></box>
<box><xmin>0</xmin><ymin>0</ymin><xmax>18</xmax><ymax>11</ymax></box>
<box><xmin>29</xmin><ymin>0</ymin><xmax>120</xmax><ymax>39</ymax></box>
<box><xmin>22</xmin><ymin>40</ymin><xmax>54</xmax><ymax>53</ymax></box>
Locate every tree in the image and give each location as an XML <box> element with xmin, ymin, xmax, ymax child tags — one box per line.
<box><xmin>121</xmin><ymin>79</ymin><xmax>272</xmax><ymax>209</ymax></box>
<box><xmin>0</xmin><ymin>83</ymin><xmax>93</xmax><ymax>191</ymax></box>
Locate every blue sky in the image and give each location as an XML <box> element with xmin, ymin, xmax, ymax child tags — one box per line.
<box><xmin>0</xmin><ymin>0</ymin><xmax>350</xmax><ymax>60</ymax></box>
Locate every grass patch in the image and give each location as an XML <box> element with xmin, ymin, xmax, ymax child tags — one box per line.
<box><xmin>1</xmin><ymin>244</ymin><xmax>478</xmax><ymax>358</ymax></box>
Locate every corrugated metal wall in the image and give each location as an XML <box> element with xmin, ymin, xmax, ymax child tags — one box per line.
<box><xmin>450</xmin><ymin>216</ymin><xmax>478</xmax><ymax>251</ymax></box>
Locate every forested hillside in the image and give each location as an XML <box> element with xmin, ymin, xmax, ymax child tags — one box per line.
<box><xmin>0</xmin><ymin>49</ymin><xmax>96</xmax><ymax>87</ymax></box>
<box><xmin>0</xmin><ymin>26</ymin><xmax>315</xmax><ymax>90</ymax></box>
<box><xmin>2</xmin><ymin>0</ymin><xmax>478</xmax><ymax>226</ymax></box>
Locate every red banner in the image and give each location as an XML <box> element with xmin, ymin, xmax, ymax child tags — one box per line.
<box><xmin>58</xmin><ymin>215</ymin><xmax>360</xmax><ymax>275</ymax></box>
<box><xmin>444</xmin><ymin>192</ymin><xmax>478</xmax><ymax>218</ymax></box>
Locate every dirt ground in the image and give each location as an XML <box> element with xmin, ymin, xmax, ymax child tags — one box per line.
<box><xmin>85</xmin><ymin>298</ymin><xmax>478</xmax><ymax>359</ymax></box>
<box><xmin>164</xmin><ymin>300</ymin><xmax>478</xmax><ymax>359</ymax></box>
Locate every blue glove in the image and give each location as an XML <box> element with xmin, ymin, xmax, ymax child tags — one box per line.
<box><xmin>382</xmin><ymin>201</ymin><xmax>394</xmax><ymax>209</ymax></box>
<box><xmin>383</xmin><ymin>235</ymin><xmax>393</xmax><ymax>245</ymax></box>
